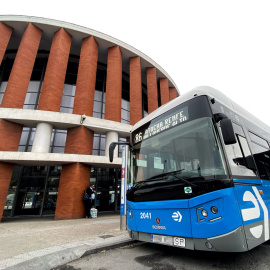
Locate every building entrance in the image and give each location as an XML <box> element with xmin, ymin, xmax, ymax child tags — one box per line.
<box><xmin>90</xmin><ymin>168</ymin><xmax>121</xmax><ymax>212</ymax></box>
<box><xmin>3</xmin><ymin>166</ymin><xmax>121</xmax><ymax>219</ymax></box>
<box><xmin>3</xmin><ymin>166</ymin><xmax>60</xmax><ymax>217</ymax></box>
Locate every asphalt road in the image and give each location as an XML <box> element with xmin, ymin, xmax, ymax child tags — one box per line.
<box><xmin>54</xmin><ymin>240</ymin><xmax>270</xmax><ymax>270</ymax></box>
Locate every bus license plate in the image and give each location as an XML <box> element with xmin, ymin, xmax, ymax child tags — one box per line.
<box><xmin>173</xmin><ymin>237</ymin><xmax>185</xmax><ymax>247</ymax></box>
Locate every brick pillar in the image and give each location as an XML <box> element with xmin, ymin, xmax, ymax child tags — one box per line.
<box><xmin>73</xmin><ymin>36</ymin><xmax>98</xmax><ymax>116</ymax></box>
<box><xmin>104</xmin><ymin>46</ymin><xmax>122</xmax><ymax>122</ymax></box>
<box><xmin>169</xmin><ymin>87</ymin><xmax>178</xmax><ymax>101</ymax></box>
<box><xmin>55</xmin><ymin>126</ymin><xmax>94</xmax><ymax>219</ymax></box>
<box><xmin>0</xmin><ymin>22</ymin><xmax>13</xmax><ymax>65</ymax></box>
<box><xmin>55</xmin><ymin>163</ymin><xmax>91</xmax><ymax>219</ymax></box>
<box><xmin>130</xmin><ymin>56</ymin><xmax>142</xmax><ymax>125</ymax></box>
<box><xmin>160</xmin><ymin>78</ymin><xmax>170</xmax><ymax>105</ymax></box>
<box><xmin>38</xmin><ymin>28</ymin><xmax>72</xmax><ymax>112</ymax></box>
<box><xmin>1</xmin><ymin>23</ymin><xmax>42</xmax><ymax>108</ymax></box>
<box><xmin>54</xmin><ymin>36</ymin><xmax>98</xmax><ymax>220</ymax></box>
<box><xmin>0</xmin><ymin>23</ymin><xmax>42</xmax><ymax>221</ymax></box>
<box><xmin>146</xmin><ymin>67</ymin><xmax>158</xmax><ymax>114</ymax></box>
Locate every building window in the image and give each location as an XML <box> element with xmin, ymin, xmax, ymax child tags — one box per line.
<box><xmin>93</xmin><ymin>134</ymin><xmax>106</xmax><ymax>156</ymax></box>
<box><xmin>60</xmin><ymin>84</ymin><xmax>76</xmax><ymax>114</ymax></box>
<box><xmin>23</xmin><ymin>82</ymin><xmax>41</xmax><ymax>110</ymax></box>
<box><xmin>18</xmin><ymin>127</ymin><xmax>36</xmax><ymax>152</ymax></box>
<box><xmin>50</xmin><ymin>130</ymin><xmax>67</xmax><ymax>153</ymax></box>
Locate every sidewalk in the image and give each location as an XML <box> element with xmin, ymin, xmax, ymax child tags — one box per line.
<box><xmin>0</xmin><ymin>212</ymin><xmax>135</xmax><ymax>270</ymax></box>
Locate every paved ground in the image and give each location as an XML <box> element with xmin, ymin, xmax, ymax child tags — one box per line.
<box><xmin>0</xmin><ymin>212</ymin><xmax>134</xmax><ymax>270</ymax></box>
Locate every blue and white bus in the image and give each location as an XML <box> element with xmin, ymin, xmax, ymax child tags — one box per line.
<box><xmin>110</xmin><ymin>86</ymin><xmax>270</xmax><ymax>252</ymax></box>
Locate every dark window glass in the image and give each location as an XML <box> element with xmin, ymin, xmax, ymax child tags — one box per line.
<box><xmin>30</xmin><ymin>70</ymin><xmax>42</xmax><ymax>81</ymax></box>
<box><xmin>95</xmin><ymin>80</ymin><xmax>103</xmax><ymax>91</ymax></box>
<box><xmin>250</xmin><ymin>138</ymin><xmax>270</xmax><ymax>180</ymax></box>
<box><xmin>221</xmin><ymin>124</ymin><xmax>257</xmax><ymax>177</ymax></box>
<box><xmin>237</xmin><ymin>135</ymin><xmax>257</xmax><ymax>172</ymax></box>
<box><xmin>142</xmin><ymin>88</ymin><xmax>148</xmax><ymax>116</ymax></box>
<box><xmin>96</xmin><ymin>69</ymin><xmax>105</xmax><ymax>81</ymax></box>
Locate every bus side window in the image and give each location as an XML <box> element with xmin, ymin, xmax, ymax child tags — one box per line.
<box><xmin>249</xmin><ymin>132</ymin><xmax>270</xmax><ymax>180</ymax></box>
<box><xmin>237</xmin><ymin>135</ymin><xmax>257</xmax><ymax>171</ymax></box>
<box><xmin>219</xmin><ymin>123</ymin><xmax>257</xmax><ymax>177</ymax></box>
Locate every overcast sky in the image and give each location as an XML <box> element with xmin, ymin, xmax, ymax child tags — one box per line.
<box><xmin>2</xmin><ymin>0</ymin><xmax>270</xmax><ymax>125</ymax></box>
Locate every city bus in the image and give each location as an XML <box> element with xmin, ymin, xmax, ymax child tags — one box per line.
<box><xmin>110</xmin><ymin>86</ymin><xmax>270</xmax><ymax>252</ymax></box>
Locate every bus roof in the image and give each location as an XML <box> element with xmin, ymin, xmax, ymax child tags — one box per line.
<box><xmin>133</xmin><ymin>86</ymin><xmax>270</xmax><ymax>140</ymax></box>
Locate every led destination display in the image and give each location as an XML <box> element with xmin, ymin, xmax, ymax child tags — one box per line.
<box><xmin>133</xmin><ymin>106</ymin><xmax>189</xmax><ymax>145</ymax></box>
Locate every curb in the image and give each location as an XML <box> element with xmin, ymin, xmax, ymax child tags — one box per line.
<box><xmin>0</xmin><ymin>236</ymin><xmax>136</xmax><ymax>270</ymax></box>
<box><xmin>81</xmin><ymin>238</ymin><xmax>137</xmax><ymax>258</ymax></box>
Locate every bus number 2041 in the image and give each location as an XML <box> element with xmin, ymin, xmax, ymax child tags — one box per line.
<box><xmin>140</xmin><ymin>212</ymin><xmax>152</xmax><ymax>219</ymax></box>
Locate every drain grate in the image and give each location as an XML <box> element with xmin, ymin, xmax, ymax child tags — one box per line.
<box><xmin>99</xmin><ymin>235</ymin><xmax>115</xmax><ymax>239</ymax></box>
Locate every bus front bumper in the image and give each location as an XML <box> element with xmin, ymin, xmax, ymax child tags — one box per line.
<box><xmin>128</xmin><ymin>226</ymin><xmax>248</xmax><ymax>252</ymax></box>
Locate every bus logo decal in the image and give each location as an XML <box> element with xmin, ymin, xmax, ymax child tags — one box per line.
<box><xmin>156</xmin><ymin>217</ymin><xmax>161</xmax><ymax>225</ymax></box>
<box><xmin>172</xmin><ymin>211</ymin><xmax>182</xmax><ymax>222</ymax></box>
<box><xmin>184</xmin><ymin>187</ymin><xmax>192</xmax><ymax>194</ymax></box>
<box><xmin>241</xmin><ymin>187</ymin><xmax>269</xmax><ymax>240</ymax></box>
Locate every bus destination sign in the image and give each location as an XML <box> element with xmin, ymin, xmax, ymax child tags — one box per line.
<box><xmin>133</xmin><ymin>106</ymin><xmax>189</xmax><ymax>145</ymax></box>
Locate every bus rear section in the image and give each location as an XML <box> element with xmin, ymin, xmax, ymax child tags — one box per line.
<box><xmin>127</xmin><ymin>187</ymin><xmax>249</xmax><ymax>252</ymax></box>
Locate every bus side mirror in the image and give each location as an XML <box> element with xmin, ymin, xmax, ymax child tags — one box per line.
<box><xmin>109</xmin><ymin>141</ymin><xmax>132</xmax><ymax>162</ymax></box>
<box><xmin>109</xmin><ymin>143</ymin><xmax>117</xmax><ymax>162</ymax></box>
<box><xmin>220</xmin><ymin>118</ymin><xmax>237</xmax><ymax>145</ymax></box>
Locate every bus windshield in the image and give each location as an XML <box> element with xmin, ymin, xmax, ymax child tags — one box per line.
<box><xmin>132</xmin><ymin>116</ymin><xmax>228</xmax><ymax>184</ymax></box>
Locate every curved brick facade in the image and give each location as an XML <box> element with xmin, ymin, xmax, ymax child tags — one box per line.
<box><xmin>0</xmin><ymin>16</ymin><xmax>179</xmax><ymax>221</ymax></box>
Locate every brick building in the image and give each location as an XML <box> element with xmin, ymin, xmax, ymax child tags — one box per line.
<box><xmin>0</xmin><ymin>15</ymin><xmax>179</xmax><ymax>221</ymax></box>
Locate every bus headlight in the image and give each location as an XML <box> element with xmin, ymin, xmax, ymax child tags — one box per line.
<box><xmin>211</xmin><ymin>206</ymin><xmax>218</xmax><ymax>214</ymax></box>
<box><xmin>201</xmin><ymin>209</ymin><xmax>208</xmax><ymax>217</ymax></box>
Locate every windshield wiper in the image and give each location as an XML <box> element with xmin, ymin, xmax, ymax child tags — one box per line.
<box><xmin>146</xmin><ymin>169</ymin><xmax>197</xmax><ymax>187</ymax></box>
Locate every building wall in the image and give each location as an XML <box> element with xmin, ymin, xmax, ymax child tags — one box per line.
<box><xmin>0</xmin><ymin>19</ymin><xmax>179</xmax><ymax>221</ymax></box>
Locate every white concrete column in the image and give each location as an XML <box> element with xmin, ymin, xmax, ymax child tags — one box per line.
<box><xmin>31</xmin><ymin>122</ymin><xmax>53</xmax><ymax>153</ymax></box>
<box><xmin>105</xmin><ymin>131</ymin><xmax>119</xmax><ymax>158</ymax></box>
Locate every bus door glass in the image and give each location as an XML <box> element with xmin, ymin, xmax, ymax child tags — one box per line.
<box><xmin>248</xmin><ymin>132</ymin><xmax>270</xmax><ymax>230</ymax></box>
<box><xmin>220</xmin><ymin>122</ymin><xmax>268</xmax><ymax>249</ymax></box>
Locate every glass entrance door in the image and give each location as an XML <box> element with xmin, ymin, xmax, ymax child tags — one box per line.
<box><xmin>2</xmin><ymin>165</ymin><xmax>61</xmax><ymax>217</ymax></box>
<box><xmin>95</xmin><ymin>168</ymin><xmax>120</xmax><ymax>212</ymax></box>
<box><xmin>14</xmin><ymin>166</ymin><xmax>47</xmax><ymax>216</ymax></box>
